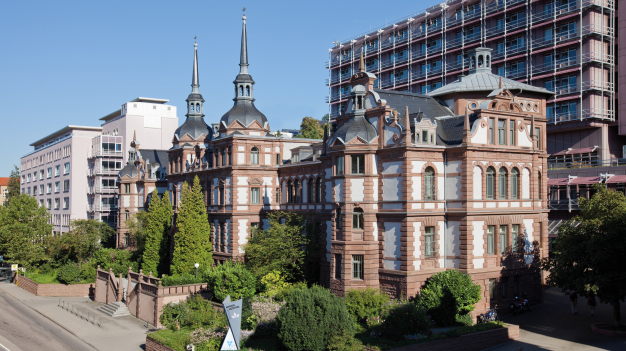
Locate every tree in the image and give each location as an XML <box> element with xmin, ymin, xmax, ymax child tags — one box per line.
<box><xmin>142</xmin><ymin>190</ymin><xmax>173</xmax><ymax>276</ymax></box>
<box><xmin>243</xmin><ymin>211</ymin><xmax>317</xmax><ymax>283</ymax></box>
<box><xmin>0</xmin><ymin>193</ymin><xmax>51</xmax><ymax>267</ymax></box>
<box><xmin>126</xmin><ymin>211</ymin><xmax>149</xmax><ymax>253</ymax></box>
<box><xmin>542</xmin><ymin>184</ymin><xmax>626</xmax><ymax>326</ymax></box>
<box><xmin>321</xmin><ymin>114</ymin><xmax>330</xmax><ymax>123</ymax></box>
<box><xmin>5</xmin><ymin>165</ymin><xmax>21</xmax><ymax>205</ymax></box>
<box><xmin>171</xmin><ymin>176</ymin><xmax>212</xmax><ymax>275</ymax></box>
<box><xmin>53</xmin><ymin>219</ymin><xmax>114</xmax><ymax>268</ymax></box>
<box><xmin>295</xmin><ymin>117</ymin><xmax>324</xmax><ymax>140</ymax></box>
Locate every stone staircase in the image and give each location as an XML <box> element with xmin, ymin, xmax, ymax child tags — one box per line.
<box><xmin>98</xmin><ymin>302</ymin><xmax>131</xmax><ymax>317</ymax></box>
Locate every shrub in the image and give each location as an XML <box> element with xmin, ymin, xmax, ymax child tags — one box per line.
<box><xmin>91</xmin><ymin>249</ymin><xmax>139</xmax><ymax>275</ymax></box>
<box><xmin>57</xmin><ymin>263</ymin><xmax>81</xmax><ymax>284</ymax></box>
<box><xmin>205</xmin><ymin>261</ymin><xmax>256</xmax><ymax>302</ymax></box>
<box><xmin>161</xmin><ymin>274</ymin><xmax>204</xmax><ymax>287</ymax></box>
<box><xmin>345</xmin><ymin>288</ymin><xmax>389</xmax><ymax>324</ymax></box>
<box><xmin>327</xmin><ymin>329</ymin><xmax>364</xmax><ymax>351</ymax></box>
<box><xmin>159</xmin><ymin>295</ymin><xmax>226</xmax><ymax>329</ymax></box>
<box><xmin>455</xmin><ymin>312</ymin><xmax>474</xmax><ymax>326</ymax></box>
<box><xmin>277</xmin><ymin>285</ymin><xmax>354</xmax><ymax>351</ymax></box>
<box><xmin>415</xmin><ymin>270</ymin><xmax>481</xmax><ymax>326</ymax></box>
<box><xmin>39</xmin><ymin>262</ymin><xmax>55</xmax><ymax>275</ymax></box>
<box><xmin>373</xmin><ymin>300</ymin><xmax>434</xmax><ymax>341</ymax></box>
<box><xmin>80</xmin><ymin>264</ymin><xmax>96</xmax><ymax>283</ymax></box>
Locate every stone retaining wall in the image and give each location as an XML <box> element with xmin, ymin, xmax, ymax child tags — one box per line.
<box><xmin>364</xmin><ymin>324</ymin><xmax>520</xmax><ymax>351</ymax></box>
<box><xmin>145</xmin><ymin>338</ymin><xmax>177</xmax><ymax>351</ymax></box>
<box><xmin>15</xmin><ymin>275</ymin><xmax>94</xmax><ymax>297</ymax></box>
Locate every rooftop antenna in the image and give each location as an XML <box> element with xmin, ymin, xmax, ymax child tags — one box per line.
<box><xmin>243</xmin><ymin>6</ymin><xmax>246</xmax><ymax>16</ymax></box>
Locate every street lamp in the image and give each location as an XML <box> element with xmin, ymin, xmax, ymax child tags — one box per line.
<box><xmin>194</xmin><ymin>263</ymin><xmax>199</xmax><ymax>278</ymax></box>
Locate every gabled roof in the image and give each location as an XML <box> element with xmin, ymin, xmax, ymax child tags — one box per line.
<box><xmin>0</xmin><ymin>177</ymin><xmax>10</xmax><ymax>186</ymax></box>
<box><xmin>427</xmin><ymin>72</ymin><xmax>553</xmax><ymax>97</ymax></box>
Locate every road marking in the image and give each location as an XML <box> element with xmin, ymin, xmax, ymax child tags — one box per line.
<box><xmin>0</xmin><ymin>342</ymin><xmax>10</xmax><ymax>351</ymax></box>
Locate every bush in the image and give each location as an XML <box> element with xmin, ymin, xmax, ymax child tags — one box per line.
<box><xmin>328</xmin><ymin>329</ymin><xmax>364</xmax><ymax>351</ymax></box>
<box><xmin>277</xmin><ymin>285</ymin><xmax>354</xmax><ymax>351</ymax></box>
<box><xmin>39</xmin><ymin>262</ymin><xmax>55</xmax><ymax>275</ymax></box>
<box><xmin>345</xmin><ymin>288</ymin><xmax>389</xmax><ymax>324</ymax></box>
<box><xmin>91</xmin><ymin>249</ymin><xmax>139</xmax><ymax>275</ymax></box>
<box><xmin>57</xmin><ymin>263</ymin><xmax>81</xmax><ymax>284</ymax></box>
<box><xmin>415</xmin><ymin>270</ymin><xmax>481</xmax><ymax>327</ymax></box>
<box><xmin>159</xmin><ymin>295</ymin><xmax>226</xmax><ymax>329</ymax></box>
<box><xmin>80</xmin><ymin>264</ymin><xmax>96</xmax><ymax>283</ymax></box>
<box><xmin>373</xmin><ymin>301</ymin><xmax>433</xmax><ymax>342</ymax></box>
<box><xmin>161</xmin><ymin>274</ymin><xmax>204</xmax><ymax>287</ymax></box>
<box><xmin>205</xmin><ymin>261</ymin><xmax>256</xmax><ymax>302</ymax></box>
<box><xmin>455</xmin><ymin>313</ymin><xmax>474</xmax><ymax>326</ymax></box>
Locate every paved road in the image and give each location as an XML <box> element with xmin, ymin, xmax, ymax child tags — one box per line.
<box><xmin>0</xmin><ymin>288</ymin><xmax>94</xmax><ymax>351</ymax></box>
<box><xmin>491</xmin><ymin>287</ymin><xmax>626</xmax><ymax>350</ymax></box>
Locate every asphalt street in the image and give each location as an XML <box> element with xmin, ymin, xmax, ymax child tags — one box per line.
<box><xmin>0</xmin><ymin>286</ymin><xmax>94</xmax><ymax>351</ymax></box>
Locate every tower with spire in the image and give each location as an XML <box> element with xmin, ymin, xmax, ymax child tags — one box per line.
<box><xmin>173</xmin><ymin>38</ymin><xmax>212</xmax><ymax>144</ymax></box>
<box><xmin>218</xmin><ymin>12</ymin><xmax>269</xmax><ymax>135</ymax></box>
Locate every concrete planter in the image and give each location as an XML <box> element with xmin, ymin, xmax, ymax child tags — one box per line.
<box><xmin>364</xmin><ymin>324</ymin><xmax>520</xmax><ymax>351</ymax></box>
<box><xmin>15</xmin><ymin>275</ymin><xmax>94</xmax><ymax>297</ymax></box>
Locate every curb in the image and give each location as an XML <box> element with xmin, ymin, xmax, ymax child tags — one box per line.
<box><xmin>590</xmin><ymin>323</ymin><xmax>626</xmax><ymax>336</ymax></box>
<box><xmin>0</xmin><ymin>284</ymin><xmax>100</xmax><ymax>350</ymax></box>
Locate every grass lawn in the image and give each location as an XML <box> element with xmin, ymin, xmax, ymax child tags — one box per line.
<box><xmin>27</xmin><ymin>272</ymin><xmax>60</xmax><ymax>284</ymax></box>
<box><xmin>148</xmin><ymin>328</ymin><xmax>191</xmax><ymax>351</ymax></box>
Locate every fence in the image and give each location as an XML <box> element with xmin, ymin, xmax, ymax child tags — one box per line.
<box><xmin>94</xmin><ymin>267</ymin><xmax>211</xmax><ymax>327</ymax></box>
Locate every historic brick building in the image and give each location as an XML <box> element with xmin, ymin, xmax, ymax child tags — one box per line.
<box><xmin>122</xmin><ymin>14</ymin><xmax>553</xmax><ymax>314</ymax></box>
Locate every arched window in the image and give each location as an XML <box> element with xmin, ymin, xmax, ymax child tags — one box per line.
<box><xmin>486</xmin><ymin>55</ymin><xmax>490</xmax><ymax>67</ymax></box>
<box><xmin>251</xmin><ymin>147</ymin><xmax>259</xmax><ymax>165</ymax></box>
<box><xmin>316</xmin><ymin>178</ymin><xmax>322</xmax><ymax>203</ymax></box>
<box><xmin>424</xmin><ymin>167</ymin><xmax>435</xmax><ymax>200</ymax></box>
<box><xmin>240</xmin><ymin>85</ymin><xmax>244</xmax><ymax>96</ymax></box>
<box><xmin>486</xmin><ymin>167</ymin><xmax>495</xmax><ymax>199</ymax></box>
<box><xmin>307</xmin><ymin>179</ymin><xmax>313</xmax><ymax>203</ymax></box>
<box><xmin>246</xmin><ymin>85</ymin><xmax>250</xmax><ymax>96</ymax></box>
<box><xmin>499</xmin><ymin>168</ymin><xmax>507</xmax><ymax>199</ymax></box>
<box><xmin>294</xmin><ymin>179</ymin><xmax>300</xmax><ymax>203</ymax></box>
<box><xmin>478</xmin><ymin>55</ymin><xmax>484</xmax><ymax>67</ymax></box>
<box><xmin>511</xmin><ymin>168</ymin><xmax>519</xmax><ymax>199</ymax></box>
<box><xmin>352</xmin><ymin>208</ymin><xmax>364</xmax><ymax>229</ymax></box>
<box><xmin>288</xmin><ymin>180</ymin><xmax>293</xmax><ymax>203</ymax></box>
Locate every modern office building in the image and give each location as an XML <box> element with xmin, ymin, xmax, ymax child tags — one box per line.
<box><xmin>327</xmin><ymin>0</ymin><xmax>618</xmax><ymax>162</ymax></box>
<box><xmin>20</xmin><ymin>99</ymin><xmax>178</xmax><ymax>233</ymax></box>
<box><xmin>87</xmin><ymin>98</ymin><xmax>178</xmax><ymax>228</ymax></box>
<box><xmin>20</xmin><ymin>126</ymin><xmax>103</xmax><ymax>234</ymax></box>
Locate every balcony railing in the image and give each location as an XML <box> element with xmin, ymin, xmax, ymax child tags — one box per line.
<box><xmin>412</xmin><ymin>67</ymin><xmax>443</xmax><ymax>80</ymax></box>
<box><xmin>503</xmin><ymin>68</ymin><xmax>527</xmax><ymax>79</ymax></box>
<box><xmin>87</xmin><ymin>204</ymin><xmax>118</xmax><ymax>212</ymax></box>
<box><xmin>492</xmin><ymin>44</ymin><xmax>527</xmax><ymax>59</ymax></box>
<box><xmin>87</xmin><ymin>186</ymin><xmax>118</xmax><ymax>194</ymax></box>
<box><xmin>87</xmin><ymin>168</ymin><xmax>121</xmax><ymax>176</ymax></box>
<box><xmin>548</xmin><ymin>157</ymin><xmax>626</xmax><ymax>170</ymax></box>
<box><xmin>548</xmin><ymin>108</ymin><xmax>614</xmax><ymax>124</ymax></box>
<box><xmin>532</xmin><ymin>2</ymin><xmax>582</xmax><ymax>24</ymax></box>
<box><xmin>548</xmin><ymin>199</ymin><xmax>579</xmax><ymax>211</ymax></box>
<box><xmin>445</xmin><ymin>60</ymin><xmax>470</xmax><ymax>72</ymax></box>
<box><xmin>532</xmin><ymin>52</ymin><xmax>613</xmax><ymax>75</ymax></box>
<box><xmin>88</xmin><ymin>150</ymin><xmax>123</xmax><ymax>158</ymax></box>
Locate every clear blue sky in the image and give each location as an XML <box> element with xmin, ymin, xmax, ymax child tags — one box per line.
<box><xmin>0</xmin><ymin>0</ymin><xmax>439</xmax><ymax>176</ymax></box>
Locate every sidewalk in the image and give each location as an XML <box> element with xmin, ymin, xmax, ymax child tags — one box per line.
<box><xmin>0</xmin><ymin>280</ymin><xmax>153</xmax><ymax>351</ymax></box>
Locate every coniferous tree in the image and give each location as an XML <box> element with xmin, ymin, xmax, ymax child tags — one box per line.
<box><xmin>171</xmin><ymin>176</ymin><xmax>212</xmax><ymax>275</ymax></box>
<box><xmin>142</xmin><ymin>190</ymin><xmax>173</xmax><ymax>277</ymax></box>
<box><xmin>141</xmin><ymin>190</ymin><xmax>162</xmax><ymax>276</ymax></box>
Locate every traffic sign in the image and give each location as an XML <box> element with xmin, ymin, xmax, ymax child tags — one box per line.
<box><xmin>11</xmin><ymin>264</ymin><xmax>18</xmax><ymax>271</ymax></box>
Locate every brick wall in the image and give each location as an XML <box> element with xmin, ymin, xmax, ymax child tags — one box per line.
<box><xmin>145</xmin><ymin>338</ymin><xmax>177</xmax><ymax>351</ymax></box>
<box><xmin>364</xmin><ymin>324</ymin><xmax>520</xmax><ymax>351</ymax></box>
<box><xmin>16</xmin><ymin>276</ymin><xmax>94</xmax><ymax>297</ymax></box>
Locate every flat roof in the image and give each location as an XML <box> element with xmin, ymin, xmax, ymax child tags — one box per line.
<box><xmin>29</xmin><ymin>125</ymin><xmax>102</xmax><ymax>147</ymax></box>
<box><xmin>99</xmin><ymin>97</ymin><xmax>171</xmax><ymax>121</ymax></box>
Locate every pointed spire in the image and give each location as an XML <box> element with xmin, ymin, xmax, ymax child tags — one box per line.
<box><xmin>191</xmin><ymin>37</ymin><xmax>199</xmax><ymax>93</ymax></box>
<box><xmin>359</xmin><ymin>50</ymin><xmax>365</xmax><ymax>73</ymax></box>
<box><xmin>499</xmin><ymin>76</ymin><xmax>503</xmax><ymax>89</ymax></box>
<box><xmin>239</xmin><ymin>9</ymin><xmax>249</xmax><ymax>75</ymax></box>
<box><xmin>133</xmin><ymin>130</ymin><xmax>136</xmax><ymax>142</ymax></box>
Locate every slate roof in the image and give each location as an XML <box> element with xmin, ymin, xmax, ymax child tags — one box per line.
<box><xmin>329</xmin><ymin>115</ymin><xmax>378</xmax><ymax>144</ymax></box>
<box><xmin>427</xmin><ymin>71</ymin><xmax>553</xmax><ymax>97</ymax></box>
<box><xmin>175</xmin><ymin>116</ymin><xmax>212</xmax><ymax>141</ymax></box>
<box><xmin>118</xmin><ymin>149</ymin><xmax>169</xmax><ymax>179</ymax></box>
<box><xmin>434</xmin><ymin>114</ymin><xmax>480</xmax><ymax>146</ymax></box>
<box><xmin>374</xmin><ymin>89</ymin><xmax>455</xmax><ymax>118</ymax></box>
<box><xmin>220</xmin><ymin>100</ymin><xmax>268</xmax><ymax>128</ymax></box>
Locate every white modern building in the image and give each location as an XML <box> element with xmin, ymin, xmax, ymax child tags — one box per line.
<box><xmin>21</xmin><ymin>126</ymin><xmax>103</xmax><ymax>234</ymax></box>
<box><xmin>21</xmin><ymin>97</ymin><xmax>178</xmax><ymax>232</ymax></box>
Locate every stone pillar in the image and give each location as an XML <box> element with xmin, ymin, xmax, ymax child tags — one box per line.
<box><xmin>117</xmin><ymin>273</ymin><xmax>123</xmax><ymax>302</ymax></box>
<box><xmin>126</xmin><ymin>267</ymin><xmax>133</xmax><ymax>306</ymax></box>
